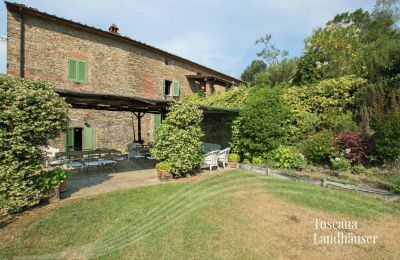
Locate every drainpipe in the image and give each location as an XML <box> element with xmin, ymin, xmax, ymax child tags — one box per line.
<box><xmin>19</xmin><ymin>7</ymin><xmax>25</xmax><ymax>78</ymax></box>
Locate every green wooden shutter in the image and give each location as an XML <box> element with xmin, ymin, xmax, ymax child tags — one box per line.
<box><xmin>64</xmin><ymin>128</ymin><xmax>75</xmax><ymax>152</ymax></box>
<box><xmin>77</xmin><ymin>61</ymin><xmax>87</xmax><ymax>82</ymax></box>
<box><xmin>163</xmin><ymin>80</ymin><xmax>166</xmax><ymax>95</ymax></box>
<box><xmin>83</xmin><ymin>127</ymin><xmax>96</xmax><ymax>151</ymax></box>
<box><xmin>154</xmin><ymin>114</ymin><xmax>162</xmax><ymax>132</ymax></box>
<box><xmin>68</xmin><ymin>60</ymin><xmax>77</xmax><ymax>80</ymax></box>
<box><xmin>172</xmin><ymin>81</ymin><xmax>180</xmax><ymax>97</ymax></box>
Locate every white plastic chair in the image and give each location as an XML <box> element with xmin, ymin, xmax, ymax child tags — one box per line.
<box><xmin>218</xmin><ymin>148</ymin><xmax>231</xmax><ymax>169</ymax></box>
<box><xmin>204</xmin><ymin>150</ymin><xmax>220</xmax><ymax>171</ymax></box>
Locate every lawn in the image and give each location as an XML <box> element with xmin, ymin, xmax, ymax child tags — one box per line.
<box><xmin>1</xmin><ymin>170</ymin><xmax>400</xmax><ymax>259</ymax></box>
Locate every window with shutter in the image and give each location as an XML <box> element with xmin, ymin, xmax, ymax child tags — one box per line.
<box><xmin>77</xmin><ymin>61</ymin><xmax>87</xmax><ymax>82</ymax></box>
<box><xmin>64</xmin><ymin>128</ymin><xmax>75</xmax><ymax>152</ymax></box>
<box><xmin>154</xmin><ymin>114</ymin><xmax>162</xmax><ymax>132</ymax></box>
<box><xmin>67</xmin><ymin>60</ymin><xmax>77</xmax><ymax>81</ymax></box>
<box><xmin>172</xmin><ymin>81</ymin><xmax>180</xmax><ymax>97</ymax></box>
<box><xmin>83</xmin><ymin>127</ymin><xmax>96</xmax><ymax>151</ymax></box>
<box><xmin>67</xmin><ymin>59</ymin><xmax>87</xmax><ymax>83</ymax></box>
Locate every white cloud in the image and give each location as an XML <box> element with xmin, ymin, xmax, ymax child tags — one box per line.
<box><xmin>0</xmin><ymin>0</ymin><xmax>377</xmax><ymax>77</ymax></box>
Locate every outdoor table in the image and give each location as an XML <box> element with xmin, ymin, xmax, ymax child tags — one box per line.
<box><xmin>56</xmin><ymin>149</ymin><xmax>121</xmax><ymax>158</ymax></box>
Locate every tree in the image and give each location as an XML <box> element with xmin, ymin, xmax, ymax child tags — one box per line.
<box><xmin>236</xmin><ymin>87</ymin><xmax>291</xmax><ymax>158</ymax></box>
<box><xmin>0</xmin><ymin>76</ymin><xmax>70</xmax><ymax>216</ymax></box>
<box><xmin>241</xmin><ymin>60</ymin><xmax>266</xmax><ymax>82</ymax></box>
<box><xmin>255</xmin><ymin>34</ymin><xmax>289</xmax><ymax>66</ymax></box>
<box><xmin>150</xmin><ymin>101</ymin><xmax>204</xmax><ymax>177</ymax></box>
<box><xmin>253</xmin><ymin>58</ymin><xmax>298</xmax><ymax>87</ymax></box>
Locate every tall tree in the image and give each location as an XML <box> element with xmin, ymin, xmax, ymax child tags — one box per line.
<box><xmin>241</xmin><ymin>60</ymin><xmax>267</xmax><ymax>82</ymax></box>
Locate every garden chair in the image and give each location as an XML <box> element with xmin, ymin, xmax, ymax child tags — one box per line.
<box><xmin>203</xmin><ymin>150</ymin><xmax>220</xmax><ymax>171</ymax></box>
<box><xmin>218</xmin><ymin>148</ymin><xmax>231</xmax><ymax>169</ymax></box>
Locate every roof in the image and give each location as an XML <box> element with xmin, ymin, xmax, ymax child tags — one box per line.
<box><xmin>55</xmin><ymin>89</ymin><xmax>239</xmax><ymax>115</ymax></box>
<box><xmin>5</xmin><ymin>1</ymin><xmax>244</xmax><ymax>85</ymax></box>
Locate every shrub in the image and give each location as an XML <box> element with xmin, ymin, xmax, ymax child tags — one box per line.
<box><xmin>252</xmin><ymin>156</ymin><xmax>263</xmax><ymax>165</ymax></box>
<box><xmin>334</xmin><ymin>131</ymin><xmax>370</xmax><ymax>165</ymax></box>
<box><xmin>228</xmin><ymin>153</ymin><xmax>240</xmax><ymax>162</ymax></box>
<box><xmin>283</xmin><ymin>76</ymin><xmax>365</xmax><ymax>142</ymax></box>
<box><xmin>150</xmin><ymin>101</ymin><xmax>204</xmax><ymax>177</ymax></box>
<box><xmin>39</xmin><ymin>169</ymin><xmax>71</xmax><ymax>191</ymax></box>
<box><xmin>302</xmin><ymin>131</ymin><xmax>336</xmax><ymax>164</ymax></box>
<box><xmin>156</xmin><ymin>162</ymin><xmax>172</xmax><ymax>172</ymax></box>
<box><xmin>236</xmin><ymin>87</ymin><xmax>291</xmax><ymax>157</ymax></box>
<box><xmin>330</xmin><ymin>156</ymin><xmax>352</xmax><ymax>171</ymax></box>
<box><xmin>372</xmin><ymin>112</ymin><xmax>400</xmax><ymax>163</ymax></box>
<box><xmin>265</xmin><ymin>146</ymin><xmax>306</xmax><ymax>170</ymax></box>
<box><xmin>0</xmin><ymin>76</ymin><xmax>70</xmax><ymax>216</ymax></box>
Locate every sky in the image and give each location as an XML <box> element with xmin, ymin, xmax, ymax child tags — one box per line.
<box><xmin>0</xmin><ymin>0</ymin><xmax>376</xmax><ymax>78</ymax></box>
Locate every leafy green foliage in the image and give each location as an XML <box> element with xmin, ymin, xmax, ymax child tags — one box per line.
<box><xmin>253</xmin><ymin>58</ymin><xmax>298</xmax><ymax>87</ymax></box>
<box><xmin>283</xmin><ymin>76</ymin><xmax>365</xmax><ymax>142</ymax></box>
<box><xmin>372</xmin><ymin>112</ymin><xmax>400</xmax><ymax>163</ymax></box>
<box><xmin>185</xmin><ymin>86</ymin><xmax>252</xmax><ymax>109</ymax></box>
<box><xmin>302</xmin><ymin>131</ymin><xmax>336</xmax><ymax>164</ymax></box>
<box><xmin>156</xmin><ymin>162</ymin><xmax>172</xmax><ymax>171</ymax></box>
<box><xmin>39</xmin><ymin>169</ymin><xmax>71</xmax><ymax>191</ymax></box>
<box><xmin>236</xmin><ymin>88</ymin><xmax>291</xmax><ymax>157</ymax></box>
<box><xmin>265</xmin><ymin>146</ymin><xmax>306</xmax><ymax>170</ymax></box>
<box><xmin>330</xmin><ymin>156</ymin><xmax>352</xmax><ymax>171</ymax></box>
<box><xmin>0</xmin><ymin>76</ymin><xmax>70</xmax><ymax>216</ymax></box>
<box><xmin>241</xmin><ymin>60</ymin><xmax>266</xmax><ymax>82</ymax></box>
<box><xmin>150</xmin><ymin>101</ymin><xmax>204</xmax><ymax>177</ymax></box>
<box><xmin>228</xmin><ymin>153</ymin><xmax>240</xmax><ymax>162</ymax></box>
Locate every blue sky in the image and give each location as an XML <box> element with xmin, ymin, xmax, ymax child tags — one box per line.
<box><xmin>0</xmin><ymin>0</ymin><xmax>376</xmax><ymax>78</ymax></box>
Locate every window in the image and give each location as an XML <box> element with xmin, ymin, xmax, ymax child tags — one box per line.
<box><xmin>163</xmin><ymin>80</ymin><xmax>172</xmax><ymax>96</ymax></box>
<box><xmin>68</xmin><ymin>59</ymin><xmax>87</xmax><ymax>83</ymax></box>
<box><xmin>163</xmin><ymin>80</ymin><xmax>180</xmax><ymax>97</ymax></box>
<box><xmin>165</xmin><ymin>59</ymin><xmax>170</xmax><ymax>65</ymax></box>
<box><xmin>65</xmin><ymin>127</ymin><xmax>96</xmax><ymax>151</ymax></box>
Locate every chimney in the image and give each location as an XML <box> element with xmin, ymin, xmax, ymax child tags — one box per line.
<box><xmin>108</xmin><ymin>23</ymin><xmax>119</xmax><ymax>34</ymax></box>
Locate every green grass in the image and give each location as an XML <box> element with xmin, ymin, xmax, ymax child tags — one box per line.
<box><xmin>1</xmin><ymin>170</ymin><xmax>399</xmax><ymax>259</ymax></box>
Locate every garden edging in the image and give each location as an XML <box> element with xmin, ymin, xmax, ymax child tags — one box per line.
<box><xmin>238</xmin><ymin>163</ymin><xmax>400</xmax><ymax>201</ymax></box>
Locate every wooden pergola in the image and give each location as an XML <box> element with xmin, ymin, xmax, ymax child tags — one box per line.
<box><xmin>56</xmin><ymin>89</ymin><xmax>239</xmax><ymax>143</ymax></box>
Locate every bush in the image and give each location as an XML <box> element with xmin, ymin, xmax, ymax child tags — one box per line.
<box><xmin>150</xmin><ymin>101</ymin><xmax>204</xmax><ymax>177</ymax></box>
<box><xmin>330</xmin><ymin>156</ymin><xmax>352</xmax><ymax>171</ymax></box>
<box><xmin>372</xmin><ymin>112</ymin><xmax>400</xmax><ymax>163</ymax></box>
<box><xmin>0</xmin><ymin>76</ymin><xmax>70</xmax><ymax>216</ymax></box>
<box><xmin>334</xmin><ymin>131</ymin><xmax>370</xmax><ymax>165</ymax></box>
<box><xmin>156</xmin><ymin>162</ymin><xmax>172</xmax><ymax>172</ymax></box>
<box><xmin>228</xmin><ymin>153</ymin><xmax>240</xmax><ymax>162</ymax></box>
<box><xmin>39</xmin><ymin>169</ymin><xmax>71</xmax><ymax>191</ymax></box>
<box><xmin>302</xmin><ymin>131</ymin><xmax>336</xmax><ymax>164</ymax></box>
<box><xmin>265</xmin><ymin>146</ymin><xmax>306</xmax><ymax>170</ymax></box>
<box><xmin>236</xmin><ymin>87</ymin><xmax>291</xmax><ymax>157</ymax></box>
<box><xmin>252</xmin><ymin>156</ymin><xmax>263</xmax><ymax>165</ymax></box>
<box><xmin>283</xmin><ymin>76</ymin><xmax>365</xmax><ymax>142</ymax></box>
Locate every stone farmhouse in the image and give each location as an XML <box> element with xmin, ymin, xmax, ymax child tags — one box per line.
<box><xmin>5</xmin><ymin>2</ymin><xmax>243</xmax><ymax>153</ymax></box>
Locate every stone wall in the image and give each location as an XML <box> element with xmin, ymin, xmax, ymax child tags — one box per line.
<box><xmin>7</xmin><ymin>10</ymin><xmax>234</xmax><ymax>99</ymax></box>
<box><xmin>201</xmin><ymin>113</ymin><xmax>236</xmax><ymax>149</ymax></box>
<box><xmin>7</xmin><ymin>8</ymin><xmax>238</xmax><ymax>152</ymax></box>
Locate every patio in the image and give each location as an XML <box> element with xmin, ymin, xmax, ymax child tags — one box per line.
<box><xmin>61</xmin><ymin>158</ymin><xmax>159</xmax><ymax>199</ymax></box>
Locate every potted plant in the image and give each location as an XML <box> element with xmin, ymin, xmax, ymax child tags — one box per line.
<box><xmin>41</xmin><ymin>169</ymin><xmax>72</xmax><ymax>201</ymax></box>
<box><xmin>229</xmin><ymin>153</ymin><xmax>240</xmax><ymax>168</ymax></box>
<box><xmin>156</xmin><ymin>162</ymin><xmax>172</xmax><ymax>182</ymax></box>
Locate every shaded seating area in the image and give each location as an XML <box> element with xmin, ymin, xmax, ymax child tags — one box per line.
<box><xmin>49</xmin><ymin>149</ymin><xmax>123</xmax><ymax>172</ymax></box>
<box><xmin>203</xmin><ymin>145</ymin><xmax>231</xmax><ymax>171</ymax></box>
